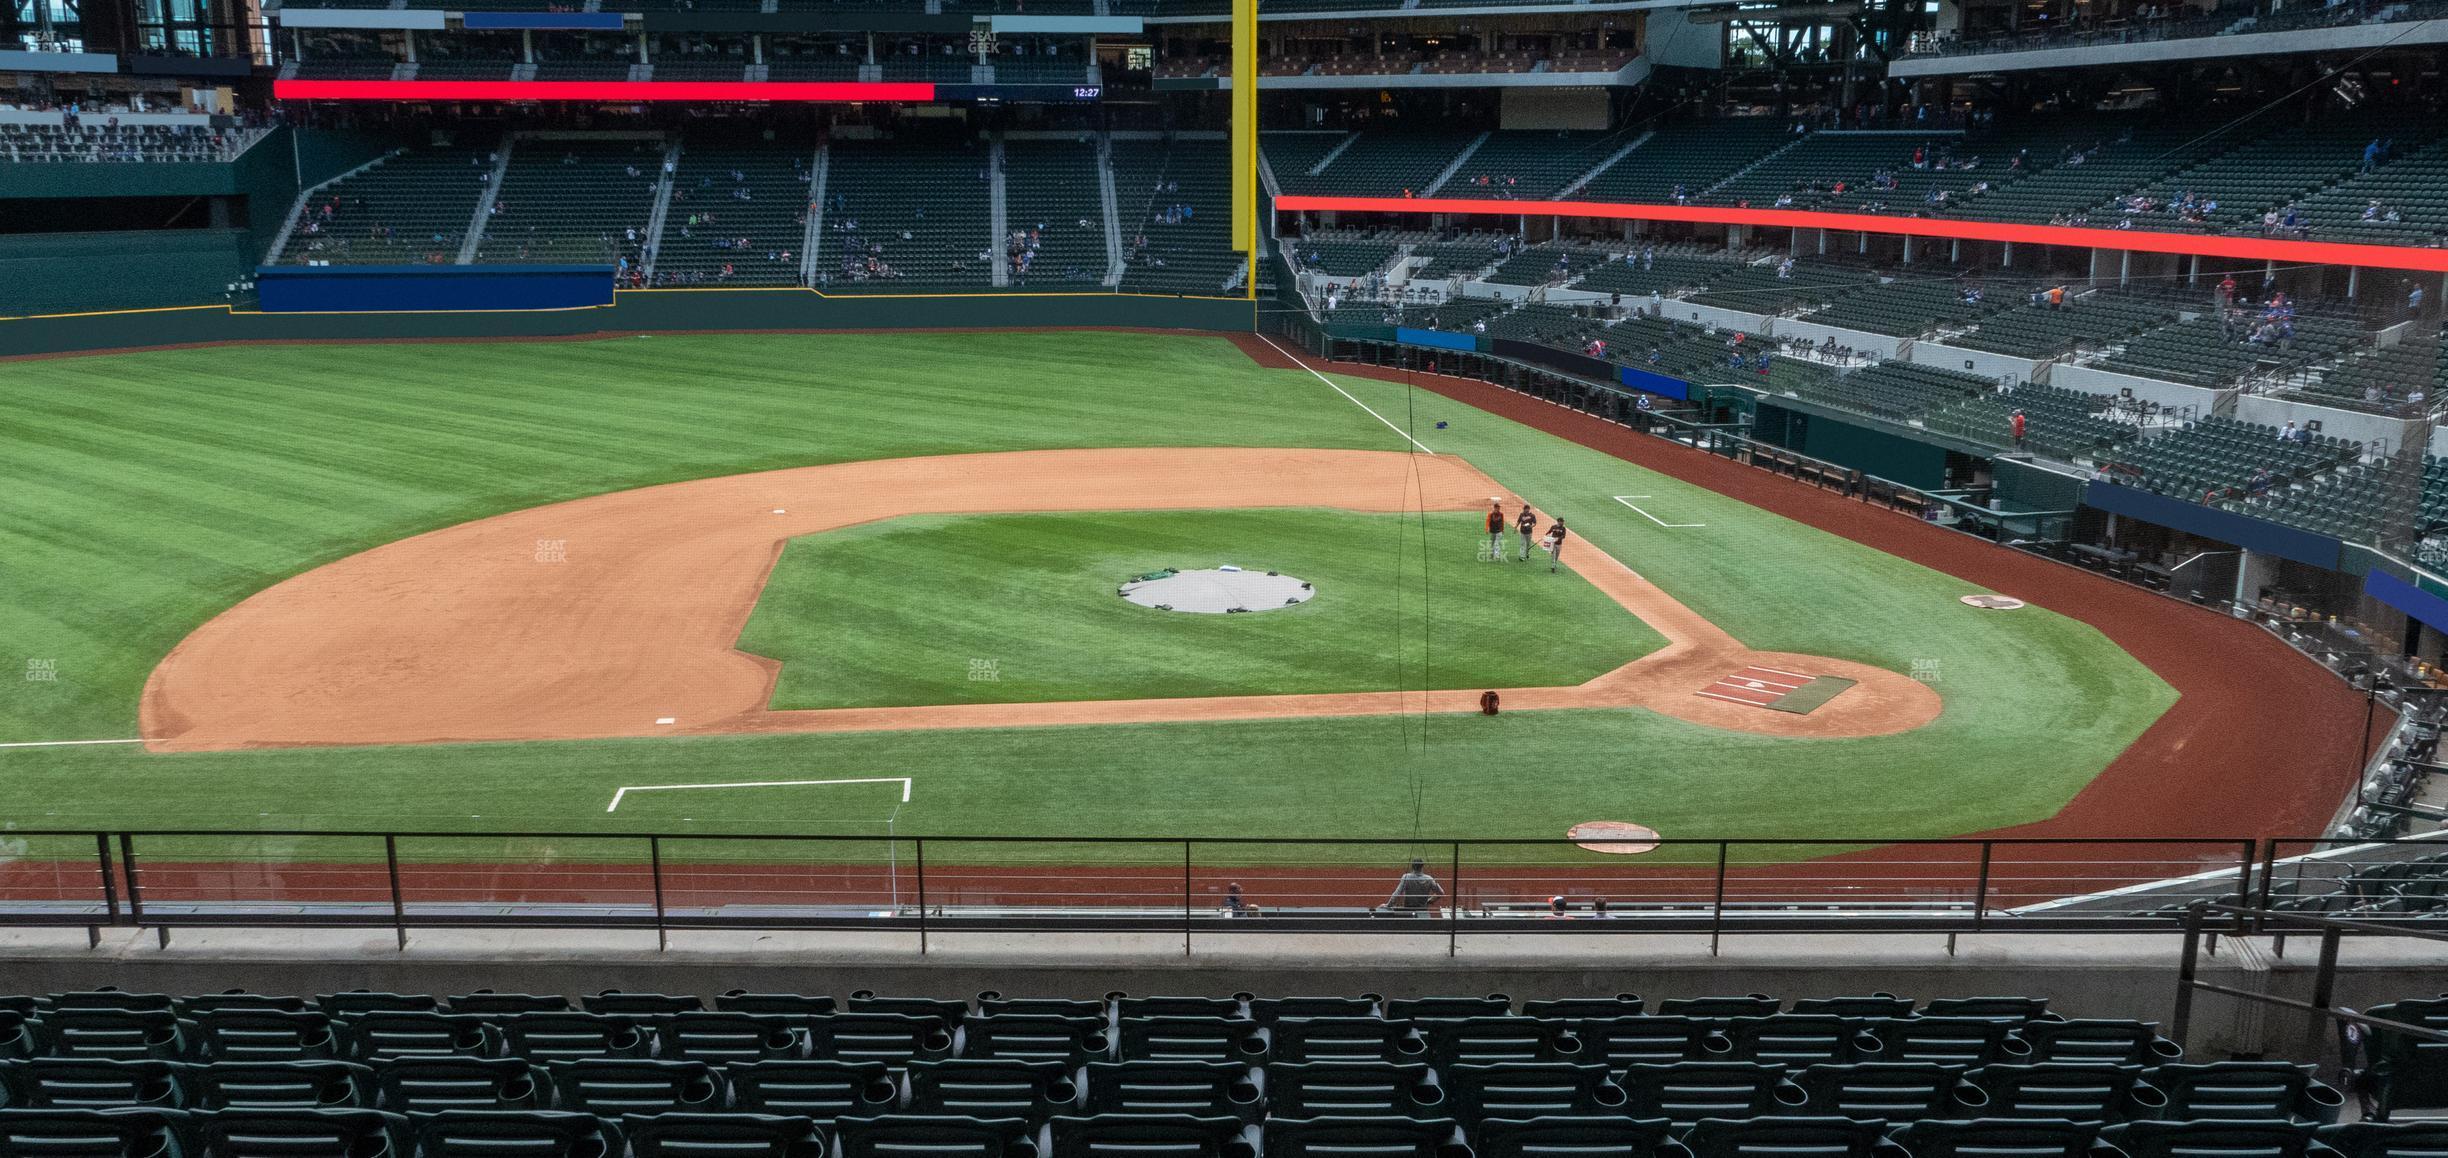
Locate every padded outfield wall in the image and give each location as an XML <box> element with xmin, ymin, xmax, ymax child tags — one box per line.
<box><xmin>0</xmin><ymin>289</ymin><xmax>1259</xmax><ymax>359</ymax></box>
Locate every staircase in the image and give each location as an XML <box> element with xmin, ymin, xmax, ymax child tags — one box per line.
<box><xmin>1559</xmin><ymin>130</ymin><xmax>1654</xmax><ymax>198</ymax></box>
<box><xmin>638</xmin><ymin>139</ymin><xmax>681</xmax><ymax>280</ymax></box>
<box><xmin>988</xmin><ymin>135</ymin><xmax>1010</xmax><ymax>288</ymax></box>
<box><xmin>801</xmin><ymin>143</ymin><xmax>828</xmax><ymax>288</ymax></box>
<box><xmin>1703</xmin><ymin>133</ymin><xmax>1809</xmax><ymax>196</ymax></box>
<box><xmin>1096</xmin><ymin>134</ymin><xmax>1126</xmax><ymax>287</ymax></box>
<box><xmin>457</xmin><ymin>140</ymin><xmax>515</xmax><ymax>265</ymax></box>
<box><xmin>1421</xmin><ymin>131</ymin><xmax>1491</xmax><ymax>196</ymax></box>
<box><xmin>262</xmin><ymin>149</ymin><xmax>400</xmax><ymax>265</ymax></box>
<box><xmin>1307</xmin><ymin>132</ymin><xmax>1360</xmax><ymax>176</ymax></box>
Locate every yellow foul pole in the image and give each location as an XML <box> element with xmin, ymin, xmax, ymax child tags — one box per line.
<box><xmin>1232</xmin><ymin>0</ymin><xmax>1258</xmax><ymax>300</ymax></box>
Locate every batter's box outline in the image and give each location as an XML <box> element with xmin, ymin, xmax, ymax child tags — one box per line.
<box><xmin>1612</xmin><ymin>495</ymin><xmax>1706</xmax><ymax>528</ymax></box>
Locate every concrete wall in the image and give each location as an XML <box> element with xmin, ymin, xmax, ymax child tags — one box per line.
<box><xmin>1909</xmin><ymin>341</ymin><xmax>2044</xmax><ymax>385</ymax></box>
<box><xmin>1776</xmin><ymin>318</ymin><xmax>1905</xmax><ymax>361</ymax></box>
<box><xmin>1658</xmin><ymin>300</ymin><xmax>1773</xmax><ymax>334</ymax></box>
<box><xmin>2051</xmin><ymin>363</ymin><xmax>2225</xmax><ymax>413</ymax></box>
<box><xmin>2234</xmin><ymin>394</ymin><xmax>2407</xmax><ymax>454</ymax></box>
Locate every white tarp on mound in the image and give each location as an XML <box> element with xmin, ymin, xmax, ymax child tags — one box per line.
<box><xmin>1119</xmin><ymin>568</ymin><xmax>1314</xmax><ymax>614</ymax></box>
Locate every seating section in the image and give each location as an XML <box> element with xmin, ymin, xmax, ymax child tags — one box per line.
<box><xmin>2</xmin><ymin>988</ymin><xmax>2425</xmax><ymax>1158</ymax></box>
<box><xmin>2225</xmin><ymin>455</ymin><xmax>2448</xmax><ymax>544</ymax></box>
<box><xmin>1803</xmin><ymin>279</ymin><xmax>2015</xmax><ymax>339</ymax></box>
<box><xmin>1002</xmin><ymin>139</ymin><xmax>1109</xmax><ymax>288</ymax></box>
<box><xmin>475</xmin><ymin>139</ymin><xmax>665</xmax><ymax>266</ymax></box>
<box><xmin>2099</xmin><ymin>415</ymin><xmax>2359</xmax><ymax>502</ymax></box>
<box><xmin>0</xmin><ymin>122</ymin><xmax>249</xmax><ymax>164</ymax></box>
<box><xmin>2101</xmin><ymin>115</ymin><xmax>2433</xmax><ymax>233</ymax></box>
<box><xmin>1577</xmin><ymin>121</ymin><xmax>1794</xmax><ymax>205</ymax></box>
<box><xmin>1293</xmin><ymin>237</ymin><xmax>1399</xmax><ymax>279</ymax></box>
<box><xmin>1260</xmin><ymin>133</ymin><xmax>1351</xmax><ymax>187</ymax></box>
<box><xmin>2301</xmin><ymin>331</ymin><xmax>2444</xmax><ymax>412</ymax></box>
<box><xmin>1277</xmin><ymin>132</ymin><xmax>1481</xmax><ymax>198</ymax></box>
<box><xmin>1572</xmin><ymin>251</ymin><xmax>1731</xmax><ymax>298</ymax></box>
<box><xmin>2095</xmin><ymin>311</ymin><xmax>2362</xmax><ymax>388</ymax></box>
<box><xmin>1685</xmin><ymin>261</ymin><xmax>1874</xmax><ymax>314</ymax></box>
<box><xmin>276</xmin><ymin>147</ymin><xmax>490</xmax><ymax>265</ymax></box>
<box><xmin>2291</xmin><ymin>138</ymin><xmax>2448</xmax><ymax>245</ymax></box>
<box><xmin>654</xmin><ymin>145</ymin><xmax>813</xmax><ymax>287</ymax></box>
<box><xmin>1785</xmin><ymin>361</ymin><xmax>1993</xmax><ymax>423</ymax></box>
<box><xmin>1444</xmin><ymin>131</ymin><xmax>1620</xmax><ymax>200</ymax></box>
<box><xmin>819</xmin><ymin>138</ymin><xmax>995</xmax><ymax>291</ymax></box>
<box><xmin>1950</xmin><ymin>293</ymin><xmax>2176</xmax><ymax>359</ymax></box>
<box><xmin>1922</xmin><ymin>385</ymin><xmax>2141</xmax><ymax>460</ymax></box>
<box><xmin>1112</xmin><ymin>138</ymin><xmax>1239</xmax><ymax>295</ymax></box>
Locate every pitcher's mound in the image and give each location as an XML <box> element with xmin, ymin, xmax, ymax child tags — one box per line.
<box><xmin>1120</xmin><ymin>567</ymin><xmax>1315</xmax><ymax>614</ymax></box>
<box><xmin>1568</xmin><ymin>821</ymin><xmax>1662</xmax><ymax>855</ymax></box>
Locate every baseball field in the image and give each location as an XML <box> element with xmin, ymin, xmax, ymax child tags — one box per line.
<box><xmin>0</xmin><ymin>327</ymin><xmax>2236</xmax><ymax>871</ymax></box>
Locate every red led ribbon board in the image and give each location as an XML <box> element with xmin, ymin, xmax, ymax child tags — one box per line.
<box><xmin>273</xmin><ymin>79</ymin><xmax>937</xmax><ymax>103</ymax></box>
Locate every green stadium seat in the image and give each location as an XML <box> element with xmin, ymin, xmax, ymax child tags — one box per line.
<box><xmin>1120</xmin><ymin>1000</ymin><xmax>1246</xmax><ymax>1022</ymax></box>
<box><xmin>0</xmin><ymin>1107</ymin><xmax>188</xmax><ymax>1158</ymax></box>
<box><xmin>2365</xmin><ymin>998</ymin><xmax>2448</xmax><ymax>1119</ymax></box>
<box><xmin>1919</xmin><ymin>998</ymin><xmax>2055</xmax><ymax>1024</ymax></box>
<box><xmin>1473</xmin><ymin>1116</ymin><xmax>1684</xmax><ymax>1158</ymax></box>
<box><xmin>904</xmin><ymin>1060</ymin><xmax>1076</xmax><ymax>1120</ymax></box>
<box><xmin>545</xmin><ymin>1060</ymin><xmax>724</xmax><ymax>1117</ymax></box>
<box><xmin>1892</xmin><ymin>1118</ymin><xmax>2103</xmax><ymax>1158</ymax></box>
<box><xmin>1718</xmin><ymin>1017</ymin><xmax>1879</xmax><ymax>1067</ymax></box>
<box><xmin>174</xmin><ymin>997</ymin><xmax>306</xmax><ymax>1018</ymax></box>
<box><xmin>835</xmin><ymin>1114</ymin><xmax>1039</xmax><ymax>1158</ymax></box>
<box><xmin>1416</xmin><ymin>1018</ymin><xmax>1572</xmax><ymax>1068</ymax></box>
<box><xmin>178</xmin><ymin>1062</ymin><xmax>372</xmax><ymax>1111</ymax></box>
<box><xmin>189</xmin><ymin>1012</ymin><xmax>336</xmax><ymax>1064</ymax></box>
<box><xmin>337</xmin><ymin>1014</ymin><xmax>495</xmax><ymax>1062</ymax></box>
<box><xmin>723</xmin><ymin>1061</ymin><xmax>898</xmax><ymax>1123</ymax></box>
<box><xmin>1047</xmin><ymin>1113</ymin><xmax>1256</xmax><ymax>1158</ymax></box>
<box><xmin>1436</xmin><ymin>1063</ymin><xmax>1627</xmax><ymax>1120</ymax></box>
<box><xmin>1616</xmin><ymin>1063</ymin><xmax>1798</xmax><ymax>1127</ymax></box>
<box><xmin>316</xmin><ymin>996</ymin><xmax>436</xmax><ymax>1018</ymax></box>
<box><xmin>1791</xmin><ymin>998</ymin><xmax>1914</xmax><ymax>1020</ymax></box>
<box><xmin>36</xmin><ymin>1012</ymin><xmax>187</xmax><ymax>1063</ymax></box>
<box><xmin>1576</xmin><ymin>1018</ymin><xmax>1722</xmax><ymax>1068</ymax></box>
<box><xmin>1679</xmin><ymin>1116</ymin><xmax>1902</xmax><ymax>1158</ymax></box>
<box><xmin>189</xmin><ymin>1107</ymin><xmax>412</xmax><ymax>1158</ymax></box>
<box><xmin>2012</xmin><ymin>1022</ymin><xmax>2182</xmax><ymax>1066</ymax></box>
<box><xmin>2315</xmin><ymin>1121</ymin><xmax>2448</xmax><ymax>1158</ymax></box>
<box><xmin>715</xmin><ymin>995</ymin><xmax>838</xmax><ymax>1019</ymax></box>
<box><xmin>1266</xmin><ymin>1020</ymin><xmax>1425</xmax><ymax>1064</ymax></box>
<box><xmin>1788</xmin><ymin>1062</ymin><xmax>1978</xmax><ymax>1119</ymax></box>
<box><xmin>657</xmin><ymin>1014</ymin><xmax>800</xmax><ymax>1066</ymax></box>
<box><xmin>497</xmin><ymin>1013</ymin><xmax>651</xmax><ymax>1064</ymax></box>
<box><xmin>448</xmin><ymin>995</ymin><xmax>569</xmax><ymax>1016</ymax></box>
<box><xmin>1262</xmin><ymin>1116</ymin><xmax>1467</xmax><ymax>1158</ymax></box>
<box><xmin>845</xmin><ymin>999</ymin><xmax>968</xmax><ymax>1029</ymax></box>
<box><xmin>1656</xmin><ymin>998</ymin><xmax>1781</xmax><ymax>1020</ymax></box>
<box><xmin>1520</xmin><ymin>998</ymin><xmax>1645</xmax><ymax>1026</ymax></box>
<box><xmin>805</xmin><ymin>1015</ymin><xmax>955</xmax><ymax>1069</ymax></box>
<box><xmin>1243</xmin><ymin>993</ymin><xmax>1380</xmax><ymax>1018</ymax></box>
<box><xmin>372</xmin><ymin>1058</ymin><xmax>545</xmax><ymax>1114</ymax></box>
<box><xmin>1965</xmin><ymin>1063</ymin><xmax>2162</xmax><ymax>1121</ymax></box>
<box><xmin>962</xmin><ymin>1016</ymin><xmax>1108</xmax><ymax>1066</ymax></box>
<box><xmin>581</xmin><ymin>994</ymin><xmax>702</xmax><ymax>1017</ymax></box>
<box><xmin>978</xmin><ymin>999</ymin><xmax>1104</xmax><ymax>1019</ymax></box>
<box><xmin>411</xmin><ymin>1109</ymin><xmax>623</xmax><ymax>1158</ymax></box>
<box><xmin>2097</xmin><ymin>1121</ymin><xmax>2321</xmax><ymax>1158</ymax></box>
<box><xmin>0</xmin><ymin>1060</ymin><xmax>185</xmax><ymax>1109</ymax></box>
<box><xmin>1117</xmin><ymin>1018</ymin><xmax>1267</xmax><ymax>1063</ymax></box>
<box><xmin>1263</xmin><ymin>1063</ymin><xmax>1444</xmax><ymax>1118</ymax></box>
<box><xmin>2142</xmin><ymin>1063</ymin><xmax>2344</xmax><ymax>1122</ymax></box>
<box><xmin>620</xmin><ymin>1111</ymin><xmax>827</xmax><ymax>1158</ymax></box>
<box><xmin>1385</xmin><ymin>999</ymin><xmax>1512</xmax><ymax>1022</ymax></box>
<box><xmin>1080</xmin><ymin>1062</ymin><xmax>1261</xmax><ymax>1122</ymax></box>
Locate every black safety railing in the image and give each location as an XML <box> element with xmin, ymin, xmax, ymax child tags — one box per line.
<box><xmin>2171</xmin><ymin>901</ymin><xmax>2448</xmax><ymax>1062</ymax></box>
<box><xmin>6</xmin><ymin>830</ymin><xmax>2447</xmax><ymax>954</ymax></box>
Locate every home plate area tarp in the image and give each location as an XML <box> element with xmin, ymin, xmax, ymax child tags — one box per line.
<box><xmin>1697</xmin><ymin>665</ymin><xmax>1860</xmax><ymax>715</ymax></box>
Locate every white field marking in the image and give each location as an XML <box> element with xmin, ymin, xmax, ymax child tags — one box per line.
<box><xmin>1735</xmin><ymin>673</ymin><xmax>1808</xmax><ymax>691</ymax></box>
<box><xmin>1695</xmin><ymin>690</ymin><xmax>1773</xmax><ymax>707</ymax></box>
<box><xmin>1256</xmin><ymin>334</ymin><xmax>1436</xmax><ymax>455</ymax></box>
<box><xmin>607</xmin><ymin>776</ymin><xmax>912</xmax><ymax>813</ymax></box>
<box><xmin>1611</xmin><ymin>495</ymin><xmax>1705</xmax><ymax>529</ymax></box>
<box><xmin>1745</xmin><ymin>665</ymin><xmax>1814</xmax><ymax>681</ymax></box>
<box><xmin>0</xmin><ymin>738</ymin><xmax>148</xmax><ymax>749</ymax></box>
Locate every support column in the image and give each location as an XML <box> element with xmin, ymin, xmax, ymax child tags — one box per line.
<box><xmin>1901</xmin><ymin>236</ymin><xmax>1913</xmax><ymax>264</ymax></box>
<box><xmin>2120</xmin><ymin>250</ymin><xmax>2131</xmax><ymax>287</ymax></box>
<box><xmin>2235</xmin><ymin>549</ymin><xmax>2280</xmax><ymax>611</ymax></box>
<box><xmin>752</xmin><ymin>34</ymin><xmax>763</xmax><ymax>65</ymax></box>
<box><xmin>2347</xmin><ymin>267</ymin><xmax>2359</xmax><ymax>300</ymax></box>
<box><xmin>2188</xmin><ymin>253</ymin><xmax>2200</xmax><ymax>287</ymax></box>
<box><xmin>2001</xmin><ymin>241</ymin><xmax>2013</xmax><ymax>269</ymax></box>
<box><xmin>521</xmin><ymin>29</ymin><xmax>533</xmax><ymax>64</ymax></box>
<box><xmin>1229</xmin><ymin>0</ymin><xmax>1257</xmax><ymax>297</ymax></box>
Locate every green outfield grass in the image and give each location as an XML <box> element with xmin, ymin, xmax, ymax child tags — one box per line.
<box><xmin>740</xmin><ymin>510</ymin><xmax>1665</xmax><ymax>709</ymax></box>
<box><xmin>0</xmin><ymin>330</ymin><xmax>2176</xmax><ymax>862</ymax></box>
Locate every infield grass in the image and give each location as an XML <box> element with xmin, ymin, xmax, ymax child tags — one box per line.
<box><xmin>740</xmin><ymin>510</ymin><xmax>1665</xmax><ymax>709</ymax></box>
<box><xmin>0</xmin><ymin>330</ymin><xmax>2177</xmax><ymax>863</ymax></box>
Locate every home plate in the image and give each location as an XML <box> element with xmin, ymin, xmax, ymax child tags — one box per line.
<box><xmin>1569</xmin><ymin>821</ymin><xmax>1662</xmax><ymax>855</ymax></box>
